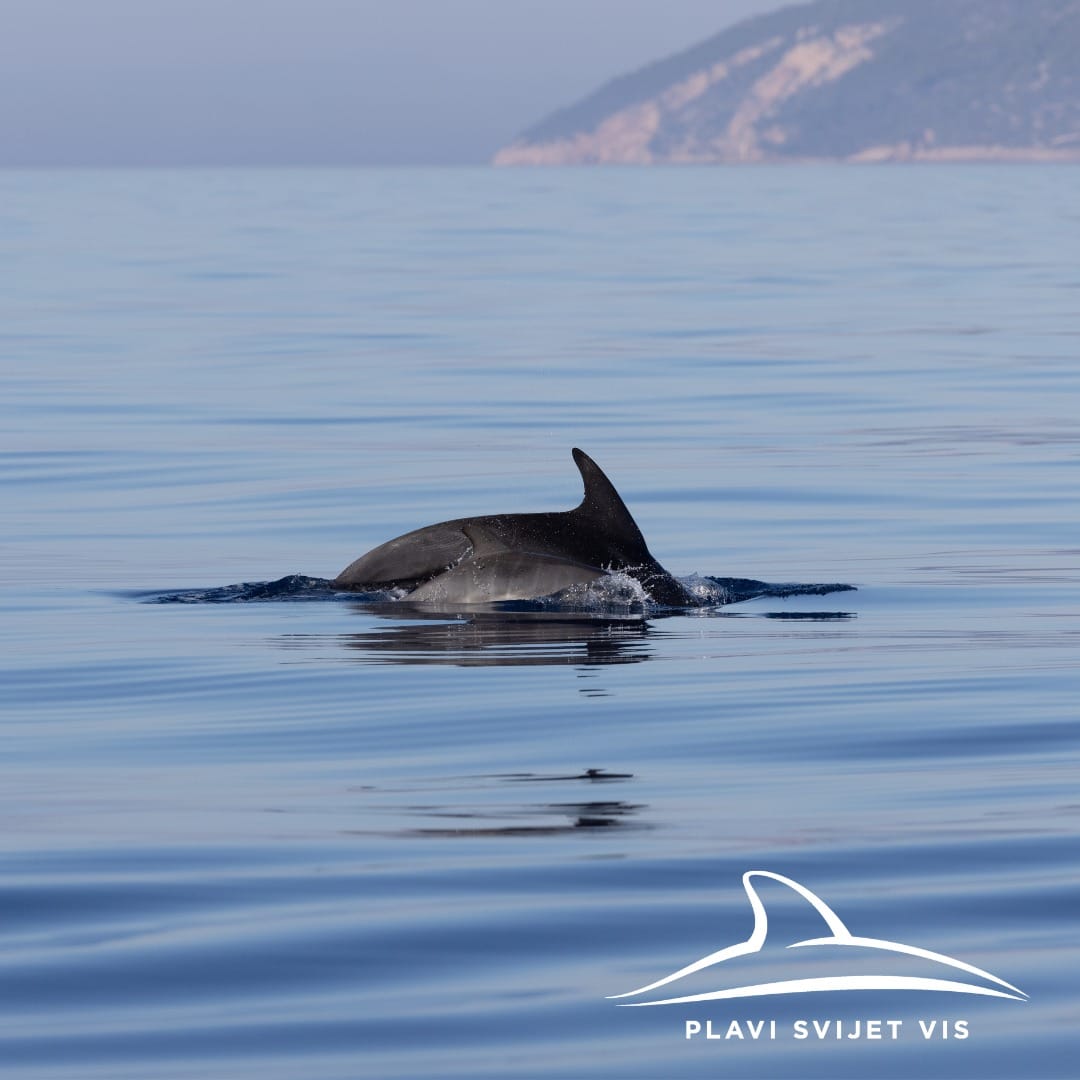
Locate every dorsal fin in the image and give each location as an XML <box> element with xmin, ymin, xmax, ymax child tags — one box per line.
<box><xmin>571</xmin><ymin>448</ymin><xmax>650</xmax><ymax>557</ymax></box>
<box><xmin>462</xmin><ymin>523</ymin><xmax>511</xmax><ymax>558</ymax></box>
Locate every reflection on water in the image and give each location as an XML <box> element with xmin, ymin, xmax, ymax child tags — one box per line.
<box><xmin>503</xmin><ymin>768</ymin><xmax>635</xmax><ymax>781</ymax></box>
<box><xmin>319</xmin><ymin>606</ymin><xmax>653</xmax><ymax>667</ymax></box>
<box><xmin>349</xmin><ymin>769</ymin><xmax>647</xmax><ymax>837</ymax></box>
<box><xmin>270</xmin><ymin>604</ymin><xmax>856</xmax><ymax>668</ymax></box>
<box><xmin>401</xmin><ymin>801</ymin><xmax>645</xmax><ymax>837</ymax></box>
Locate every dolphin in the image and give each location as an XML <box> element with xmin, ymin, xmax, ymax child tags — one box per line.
<box><xmin>608</xmin><ymin>870</ymin><xmax>1027</xmax><ymax>1005</ymax></box>
<box><xmin>333</xmin><ymin>448</ymin><xmax>695</xmax><ymax>606</ymax></box>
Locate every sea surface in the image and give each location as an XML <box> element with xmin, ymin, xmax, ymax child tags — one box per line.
<box><xmin>1</xmin><ymin>166</ymin><xmax>1078</xmax><ymax>1079</ymax></box>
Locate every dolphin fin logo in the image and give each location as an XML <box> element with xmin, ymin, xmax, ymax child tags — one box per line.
<box><xmin>608</xmin><ymin>871</ymin><xmax>1027</xmax><ymax>1005</ymax></box>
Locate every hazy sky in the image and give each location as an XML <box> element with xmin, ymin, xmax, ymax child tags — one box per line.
<box><xmin>1</xmin><ymin>0</ymin><xmax>787</xmax><ymax>165</ymax></box>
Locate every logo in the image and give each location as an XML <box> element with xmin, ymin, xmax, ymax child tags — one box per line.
<box><xmin>608</xmin><ymin>871</ymin><xmax>1027</xmax><ymax>1006</ymax></box>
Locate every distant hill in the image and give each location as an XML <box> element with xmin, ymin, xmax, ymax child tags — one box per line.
<box><xmin>494</xmin><ymin>0</ymin><xmax>1080</xmax><ymax>164</ymax></box>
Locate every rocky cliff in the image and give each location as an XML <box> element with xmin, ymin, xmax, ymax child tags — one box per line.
<box><xmin>494</xmin><ymin>0</ymin><xmax>1080</xmax><ymax>164</ymax></box>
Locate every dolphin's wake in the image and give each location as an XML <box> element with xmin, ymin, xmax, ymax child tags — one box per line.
<box><xmin>139</xmin><ymin>574</ymin><xmax>339</xmax><ymax>604</ymax></box>
<box><xmin>141</xmin><ymin>573</ymin><xmax>854</xmax><ymax>607</ymax></box>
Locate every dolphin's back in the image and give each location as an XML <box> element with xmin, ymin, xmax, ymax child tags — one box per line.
<box><xmin>332</xmin><ymin>512</ymin><xmax>578</xmax><ymax>591</ymax></box>
<box><xmin>333</xmin><ymin>519</ymin><xmax>474</xmax><ymax>591</ymax></box>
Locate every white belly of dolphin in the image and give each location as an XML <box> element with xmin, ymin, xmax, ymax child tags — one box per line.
<box><xmin>408</xmin><ymin>550</ymin><xmax>605</xmax><ymax>604</ymax></box>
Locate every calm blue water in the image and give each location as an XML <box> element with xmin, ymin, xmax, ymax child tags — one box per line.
<box><xmin>1</xmin><ymin>166</ymin><xmax>1078</xmax><ymax>1079</ymax></box>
